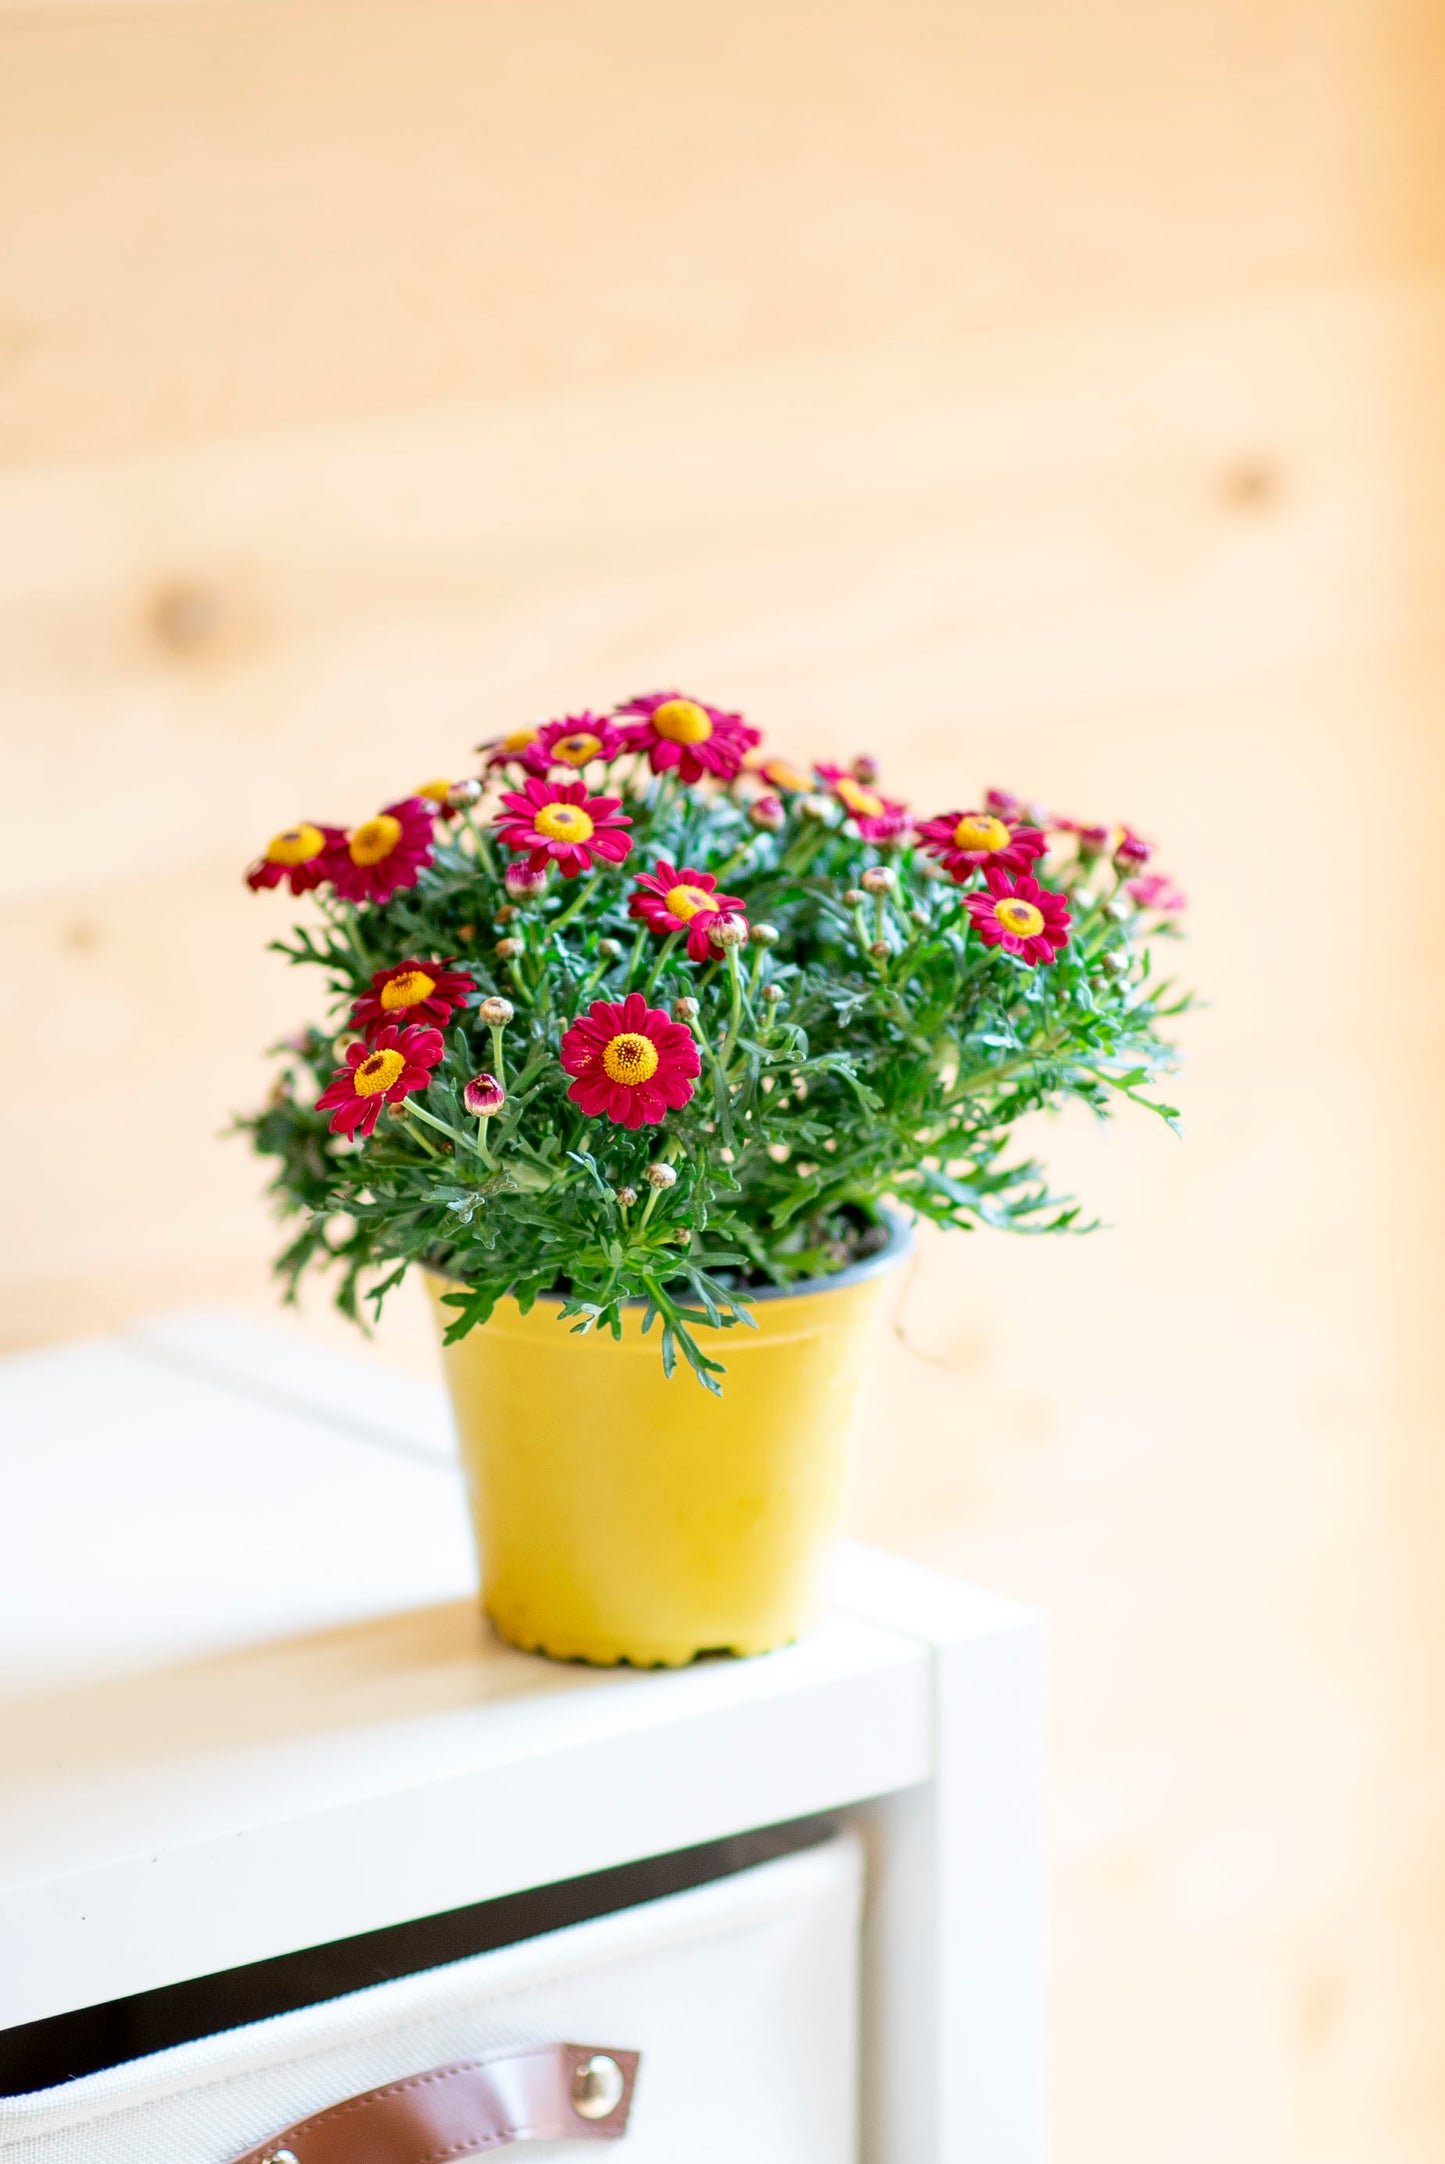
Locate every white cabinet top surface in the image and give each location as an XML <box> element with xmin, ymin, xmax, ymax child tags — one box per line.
<box><xmin>0</xmin><ymin>1310</ymin><xmax>1028</xmax><ymax>2027</ymax></box>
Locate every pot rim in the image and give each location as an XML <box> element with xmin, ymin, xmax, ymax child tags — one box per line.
<box><xmin>739</xmin><ymin>1201</ymin><xmax>914</xmax><ymax>1302</ymax></box>
<box><xmin>426</xmin><ymin>1203</ymin><xmax>915</xmax><ymax>1308</ymax></box>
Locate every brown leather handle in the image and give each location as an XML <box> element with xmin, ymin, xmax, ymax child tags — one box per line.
<box><xmin>229</xmin><ymin>2042</ymin><xmax>641</xmax><ymax>2164</ymax></box>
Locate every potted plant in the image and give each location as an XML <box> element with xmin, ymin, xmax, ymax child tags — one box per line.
<box><xmin>241</xmin><ymin>693</ymin><xmax>1189</xmax><ymax>1665</ymax></box>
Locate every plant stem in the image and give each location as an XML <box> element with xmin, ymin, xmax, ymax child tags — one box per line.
<box><xmin>460</xmin><ymin>807</ymin><xmax>497</xmax><ymax>880</ymax></box>
<box><xmin>550</xmin><ymin>870</ymin><xmax>604</xmax><ymax>935</ymax></box>
<box><xmin>643</xmin><ymin>930</ymin><xmax>681</xmax><ymax>992</ymax></box>
<box><xmin>409</xmin><ymin>1098</ymin><xmax>491</xmax><ymax>1162</ymax></box>
<box><xmin>712</xmin><ymin>837</ymin><xmax>755</xmax><ymax>882</ymax></box>
<box><xmin>621</xmin><ymin>923</ymin><xmax>649</xmax><ymax>990</ymax></box>
<box><xmin>719</xmin><ymin>945</ymin><xmax>745</xmax><ymax>1067</ymax></box>
<box><xmin>398</xmin><ymin>1116</ymin><xmax>442</xmax><ymax>1157</ymax></box>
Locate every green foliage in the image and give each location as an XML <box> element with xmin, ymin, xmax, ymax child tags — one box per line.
<box><xmin>239</xmin><ymin>745</ymin><xmax>1190</xmax><ymax>1390</ymax></box>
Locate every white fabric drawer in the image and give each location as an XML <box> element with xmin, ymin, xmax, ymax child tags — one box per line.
<box><xmin>0</xmin><ymin>1833</ymin><xmax>861</xmax><ymax>2164</ymax></box>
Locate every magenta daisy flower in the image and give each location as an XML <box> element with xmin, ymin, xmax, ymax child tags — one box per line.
<box><xmin>415</xmin><ymin>778</ymin><xmax>461</xmax><ymax>823</ymax></box>
<box><xmin>534</xmin><ymin>712</ymin><xmax>626</xmax><ymax>772</ymax></box>
<box><xmin>476</xmin><ymin>726</ymin><xmax>551</xmax><ymax>778</ymax></box>
<box><xmin>1127</xmin><ymin>872</ymin><xmax>1186</xmax><ymax>913</ymax></box>
<box><xmin>744</xmin><ymin>750</ymin><xmax>814</xmax><ymax>793</ymax></box>
<box><xmin>630</xmin><ymin>861</ymin><xmax>748</xmax><ymax>961</ymax></box>
<box><xmin>494</xmin><ymin>777</ymin><xmax>633</xmax><ymax>879</ymax></box>
<box><xmin>560</xmin><ymin>992</ymin><xmax>701</xmax><ymax>1130</ymax></box>
<box><xmin>914</xmin><ymin>809</ymin><xmax>1047</xmax><ymax>881</ymax></box>
<box><xmin>315</xmin><ymin>1023</ymin><xmax>445</xmax><ymax>1137</ymax></box>
<box><xmin>814</xmin><ymin>764</ymin><xmax>910</xmax><ymax>842</ymax></box>
<box><xmin>350</xmin><ymin>958</ymin><xmax>476</xmax><ymax>1040</ymax></box>
<box><xmin>614</xmin><ymin>691</ymin><xmax>761</xmax><ymax>785</ymax></box>
<box><xmin>245</xmin><ymin>822</ymin><xmax>345</xmax><ymax>896</ymax></box>
<box><xmin>329</xmin><ymin>800</ymin><xmax>435</xmax><ymax>906</ymax></box>
<box><xmin>1052</xmin><ymin>819</ymin><xmax>1115</xmax><ymax>862</ymax></box>
<box><xmin>965</xmin><ymin>870</ymin><xmax>1072</xmax><ymax>966</ymax></box>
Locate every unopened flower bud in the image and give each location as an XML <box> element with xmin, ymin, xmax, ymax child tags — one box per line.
<box><xmin>463</xmin><ymin>1071</ymin><xmax>506</xmax><ymax>1116</ymax></box>
<box><xmin>447</xmin><ymin>777</ymin><xmax>482</xmax><ymax>808</ymax></box>
<box><xmin>911</xmin><ymin>904</ymin><xmax>930</xmax><ymax>926</ymax></box>
<box><xmin>645</xmin><ymin>1161</ymin><xmax>677</xmax><ymax>1190</ymax></box>
<box><xmin>1099</xmin><ymin>948</ymin><xmax>1129</xmax><ymax>975</ymax></box>
<box><xmin>495</xmin><ymin>936</ymin><xmax>523</xmax><ymax>959</ymax></box>
<box><xmin>386</xmin><ymin>1098</ymin><xmax>412</xmax><ymax>1120</ymax></box>
<box><xmin>852</xmin><ymin>755</ymin><xmax>880</xmax><ymax>785</ymax></box>
<box><xmin>1104</xmin><ymin>897</ymin><xmax>1131</xmax><ymax>922</ymax></box>
<box><xmin>861</xmin><ymin>865</ymin><xmax>895</xmax><ymax>894</ymax></box>
<box><xmin>844</xmin><ymin>889</ymin><xmax>867</xmax><ymax>908</ymax></box>
<box><xmin>767</xmin><ymin>1141</ymin><xmax>791</xmax><ymax>1164</ymax></box>
<box><xmin>762</xmin><ymin>983</ymin><xmax>785</xmax><ymax>1004</ymax></box>
<box><xmin>670</xmin><ymin>1227</ymin><xmax>690</xmax><ymax>1245</ymax></box>
<box><xmin>749</xmin><ymin>793</ymin><xmax>786</xmax><ymax>831</ymax></box>
<box><xmin>799</xmin><ymin>792</ymin><xmax>835</xmax><ymax>823</ymax></box>
<box><xmin>1115</xmin><ymin>832</ymin><xmax>1152</xmax><ymax>869</ymax></box>
<box><xmin>505</xmin><ymin>862</ymin><xmax>549</xmax><ymax>899</ymax></box>
<box><xmin>1073</xmin><ymin>888</ymin><xmax>1098</xmax><ymax>911</ymax></box>
<box><xmin>597</xmin><ymin>937</ymin><xmax>623</xmax><ymax>960</ymax></box>
<box><xmin>494</xmin><ymin>904</ymin><xmax>516</xmax><ymax>925</ymax></box>
<box><xmin>672</xmin><ymin>995</ymin><xmax>699</xmax><ymax>1021</ymax></box>
<box><xmin>749</xmin><ymin>921</ymin><xmax>779</xmax><ymax>947</ymax></box>
<box><xmin>478</xmin><ymin>995</ymin><xmax>514</xmax><ymax>1026</ymax></box>
<box><xmin>869</xmin><ymin>939</ymin><xmax>891</xmax><ymax>959</ymax></box>
<box><xmin>614</xmin><ymin>1185</ymin><xmax>638</xmax><ymax>1208</ymax></box>
<box><xmin>985</xmin><ymin>788</ymin><xmax>1022</xmax><ymax>820</ymax></box>
<box><xmin>456</xmin><ymin>922</ymin><xmax>476</xmax><ymax>942</ymax></box>
<box><xmin>709</xmin><ymin>913</ymin><xmax>750</xmax><ymax>949</ymax></box>
<box><xmin>1075</xmin><ymin>824</ymin><xmax>1111</xmax><ymax>863</ymax></box>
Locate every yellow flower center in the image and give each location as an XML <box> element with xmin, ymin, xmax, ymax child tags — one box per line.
<box><xmin>837</xmin><ymin>778</ymin><xmax>885</xmax><ymax>819</ymax></box>
<box><xmin>651</xmin><ymin>698</ymin><xmax>714</xmax><ymax>745</ymax></box>
<box><xmin>763</xmin><ymin>758</ymin><xmax>811</xmax><ymax>791</ymax></box>
<box><xmin>379</xmin><ymin>968</ymin><xmax>437</xmax><ymax>1011</ymax></box>
<box><xmin>267</xmin><ymin>823</ymin><xmax>326</xmax><ymax>866</ymax></box>
<box><xmin>995</xmin><ymin>897</ymin><xmax>1045</xmax><ymax>937</ymax></box>
<box><xmin>534</xmin><ymin>802</ymin><xmax>595</xmax><ymax>843</ymax></box>
<box><xmin>353</xmin><ymin>1046</ymin><xmax>406</xmax><ymax>1095</ymax></box>
<box><xmin>349</xmin><ymin>814</ymin><xmax>403</xmax><ymax>866</ymax></box>
<box><xmin>954</xmin><ymin>813</ymin><xmax>1010</xmax><ymax>852</ymax></box>
<box><xmin>553</xmin><ymin>732</ymin><xmax>603</xmax><ymax>766</ymax></box>
<box><xmin>502</xmin><ymin>728</ymin><xmax>537</xmax><ymax>753</ymax></box>
<box><xmin>417</xmin><ymin>778</ymin><xmax>451</xmax><ymax>803</ymax></box>
<box><xmin>601</xmin><ymin>1031</ymin><xmax>660</xmax><ymax>1086</ymax></box>
<box><xmin>663</xmin><ymin>882</ymin><xmax>715</xmax><ymax>921</ymax></box>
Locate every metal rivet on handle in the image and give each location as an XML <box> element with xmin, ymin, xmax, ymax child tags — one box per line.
<box><xmin>571</xmin><ymin>2054</ymin><xmax>625</xmax><ymax>2121</ymax></box>
<box><xmin>264</xmin><ymin>2151</ymin><xmax>301</xmax><ymax>2164</ymax></box>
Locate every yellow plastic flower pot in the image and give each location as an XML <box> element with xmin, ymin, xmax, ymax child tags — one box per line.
<box><xmin>427</xmin><ymin>1215</ymin><xmax>910</xmax><ymax>1667</ymax></box>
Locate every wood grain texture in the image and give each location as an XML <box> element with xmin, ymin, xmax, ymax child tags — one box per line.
<box><xmin>1</xmin><ymin>0</ymin><xmax>1443</xmax><ymax>464</ymax></box>
<box><xmin>3</xmin><ymin>0</ymin><xmax>1445</xmax><ymax>2157</ymax></box>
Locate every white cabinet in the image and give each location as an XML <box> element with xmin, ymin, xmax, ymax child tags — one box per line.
<box><xmin>0</xmin><ymin>1312</ymin><xmax>1043</xmax><ymax>2163</ymax></box>
<box><xmin>0</xmin><ymin>1837</ymin><xmax>861</xmax><ymax>2164</ymax></box>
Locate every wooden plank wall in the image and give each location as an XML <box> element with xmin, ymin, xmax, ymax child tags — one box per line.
<box><xmin>4</xmin><ymin>2</ymin><xmax>1445</xmax><ymax>2157</ymax></box>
